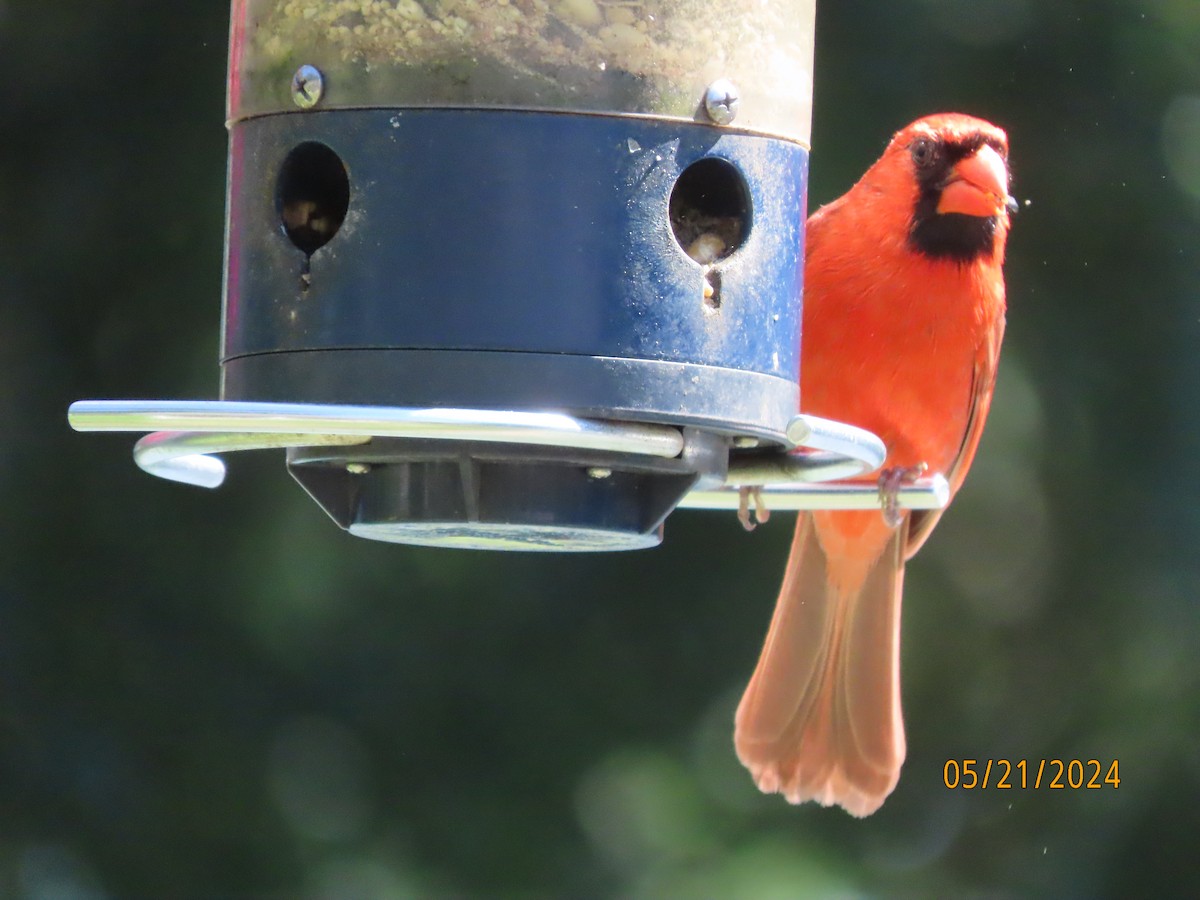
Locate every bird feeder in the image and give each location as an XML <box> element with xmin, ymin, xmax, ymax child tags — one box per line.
<box><xmin>69</xmin><ymin>0</ymin><xmax>948</xmax><ymax>550</ymax></box>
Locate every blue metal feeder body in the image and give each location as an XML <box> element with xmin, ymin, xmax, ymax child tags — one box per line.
<box><xmin>222</xmin><ymin>111</ymin><xmax>806</xmax><ymax>437</ymax></box>
<box><xmin>213</xmin><ymin>0</ymin><xmax>817</xmax><ymax>551</ymax></box>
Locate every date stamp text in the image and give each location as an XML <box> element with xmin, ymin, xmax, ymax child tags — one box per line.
<box><xmin>943</xmin><ymin>759</ymin><xmax>1120</xmax><ymax>790</ymax></box>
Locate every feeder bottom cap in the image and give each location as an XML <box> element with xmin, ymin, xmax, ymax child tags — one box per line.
<box><xmin>346</xmin><ymin>521</ymin><xmax>662</xmax><ymax>552</ymax></box>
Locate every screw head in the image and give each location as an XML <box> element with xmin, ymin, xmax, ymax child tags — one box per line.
<box><xmin>291</xmin><ymin>64</ymin><xmax>324</xmax><ymax>109</ymax></box>
<box><xmin>704</xmin><ymin>79</ymin><xmax>740</xmax><ymax>125</ymax></box>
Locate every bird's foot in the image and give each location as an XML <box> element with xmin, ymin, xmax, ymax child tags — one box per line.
<box><xmin>737</xmin><ymin>486</ymin><xmax>771</xmax><ymax>532</ymax></box>
<box><xmin>878</xmin><ymin>463</ymin><xmax>928</xmax><ymax>528</ymax></box>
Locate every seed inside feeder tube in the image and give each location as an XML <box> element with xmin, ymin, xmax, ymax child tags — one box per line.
<box><xmin>555</xmin><ymin>0</ymin><xmax>603</xmax><ymax>28</ymax></box>
<box><xmin>247</xmin><ymin>0</ymin><xmax>814</xmax><ymax>148</ymax></box>
<box><xmin>686</xmin><ymin>232</ymin><xmax>727</xmax><ymax>265</ymax></box>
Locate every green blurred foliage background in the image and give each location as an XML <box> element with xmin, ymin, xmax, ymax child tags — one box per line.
<box><xmin>2</xmin><ymin>0</ymin><xmax>1199</xmax><ymax>896</ymax></box>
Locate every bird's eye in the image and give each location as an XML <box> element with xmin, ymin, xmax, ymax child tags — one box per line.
<box><xmin>909</xmin><ymin>137</ymin><xmax>939</xmax><ymax>168</ymax></box>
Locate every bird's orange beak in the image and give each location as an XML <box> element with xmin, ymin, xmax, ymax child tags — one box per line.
<box><xmin>936</xmin><ymin>144</ymin><xmax>1010</xmax><ymax>217</ymax></box>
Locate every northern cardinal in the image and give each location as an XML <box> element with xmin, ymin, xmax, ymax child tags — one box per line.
<box><xmin>734</xmin><ymin>113</ymin><xmax>1014</xmax><ymax>816</ymax></box>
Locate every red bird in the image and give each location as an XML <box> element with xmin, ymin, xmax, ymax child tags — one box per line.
<box><xmin>734</xmin><ymin>113</ymin><xmax>1013</xmax><ymax>816</ymax></box>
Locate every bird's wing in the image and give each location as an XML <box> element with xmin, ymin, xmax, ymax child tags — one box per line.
<box><xmin>905</xmin><ymin>310</ymin><xmax>1005</xmax><ymax>557</ymax></box>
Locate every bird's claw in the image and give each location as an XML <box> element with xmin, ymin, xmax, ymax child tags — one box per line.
<box><xmin>737</xmin><ymin>486</ymin><xmax>771</xmax><ymax>532</ymax></box>
<box><xmin>877</xmin><ymin>463</ymin><xmax>928</xmax><ymax>528</ymax></box>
